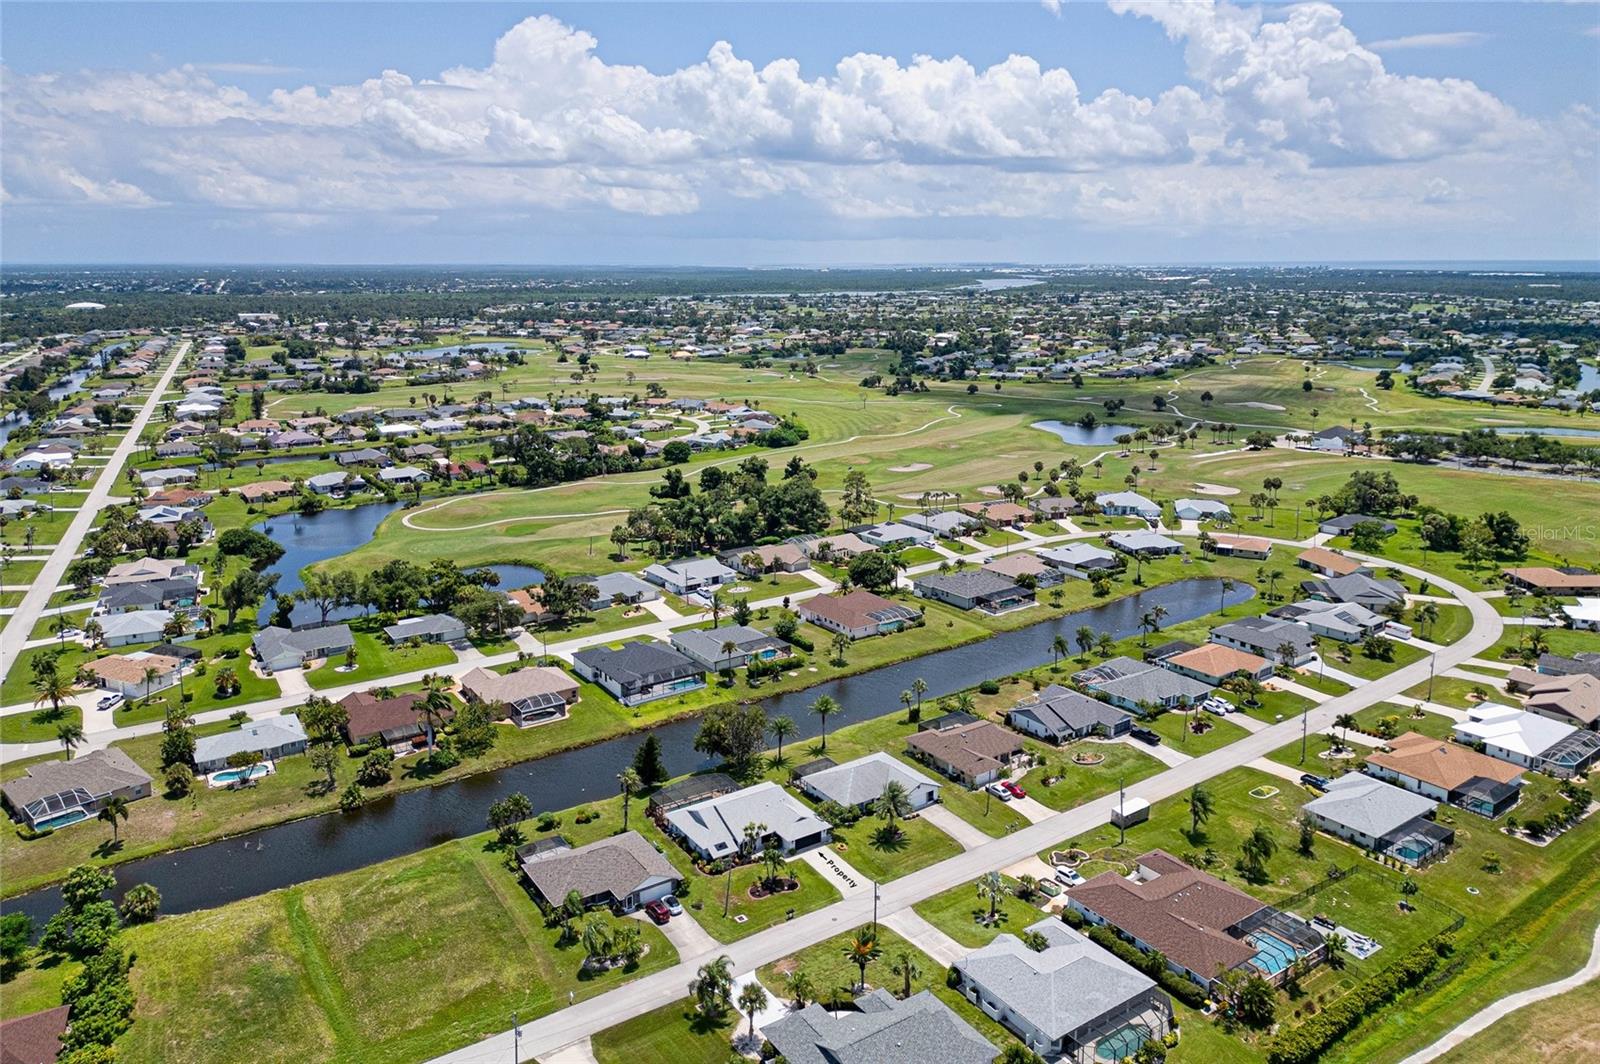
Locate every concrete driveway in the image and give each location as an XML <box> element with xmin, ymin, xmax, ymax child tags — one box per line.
<box><xmin>919</xmin><ymin>805</ymin><xmax>991</xmax><ymax>851</ymax></box>
<box><xmin>634</xmin><ymin>908</ymin><xmax>717</xmax><ymax>959</ymax></box>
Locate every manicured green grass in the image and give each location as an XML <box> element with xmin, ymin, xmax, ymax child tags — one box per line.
<box><xmin>304</xmin><ymin>629</ymin><xmax>457</xmax><ymax>690</ymax></box>
<box><xmin>1415</xmin><ymin>603</ymin><xmax>1474</xmax><ymax>645</ymax></box>
<box><xmin>1403</xmin><ymin>675</ymin><xmax>1497</xmax><ymax>711</ymax></box>
<box><xmin>0</xmin><ymin>702</ymin><xmax>82</xmax><ymax>743</ymax></box>
<box><xmin>591</xmin><ymin>1001</ymin><xmax>739</xmax><ymax>1064</ymax></box>
<box><xmin>1144</xmin><ymin>709</ymin><xmax>1252</xmax><ymax>755</ymax></box>
<box><xmin>1017</xmin><ymin>741</ymin><xmax>1164</xmax><ymax>812</ymax></box>
<box><xmin>912</xmin><ymin>875</ymin><xmax>1052</xmax><ymax>949</ymax></box>
<box><xmin>1318</xmin><ymin>636</ymin><xmax>1428</xmax><ymax>681</ymax></box>
<box><xmin>826</xmin><ymin>814</ymin><xmax>964</xmax><ymax>884</ymax></box>
<box><xmin>1433</xmin><ymin>978</ymin><xmax>1600</xmax><ymax>1064</ymax></box>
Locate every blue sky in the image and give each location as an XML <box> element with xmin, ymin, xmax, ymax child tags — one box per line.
<box><xmin>3</xmin><ymin>2</ymin><xmax>1597</xmax><ymax>264</ymax></box>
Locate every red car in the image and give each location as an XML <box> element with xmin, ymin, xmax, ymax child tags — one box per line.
<box><xmin>1002</xmin><ymin>781</ymin><xmax>1027</xmax><ymax>800</ymax></box>
<box><xmin>644</xmin><ymin>900</ymin><xmax>671</xmax><ymax>925</ymax></box>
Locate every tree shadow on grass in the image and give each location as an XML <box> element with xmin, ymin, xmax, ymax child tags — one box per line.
<box><xmin>869</xmin><ymin>826</ymin><xmax>909</xmax><ymax>853</ymax></box>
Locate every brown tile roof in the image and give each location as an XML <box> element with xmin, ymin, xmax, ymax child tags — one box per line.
<box><xmin>82</xmin><ymin>653</ymin><xmax>182</xmax><ymax>684</ymax></box>
<box><xmin>905</xmin><ymin>720</ymin><xmax>1022</xmax><ymax>779</ymax></box>
<box><xmin>982</xmin><ymin>553</ymin><xmax>1051</xmax><ymax>579</ymax></box>
<box><xmin>1069</xmin><ymin>850</ymin><xmax>1265</xmax><ymax>981</ymax></box>
<box><xmin>1503</xmin><ymin>567</ymin><xmax>1600</xmax><ymax>592</ymax></box>
<box><xmin>1297</xmin><ymin>547</ymin><xmax>1364</xmax><ymax>576</ymax></box>
<box><xmin>458</xmin><ymin>665</ymin><xmax>578</xmax><ymax>705</ymax></box>
<box><xmin>799</xmin><ymin>590</ymin><xmax>915</xmax><ymax>631</ymax></box>
<box><xmin>339</xmin><ymin>690</ymin><xmax>431</xmax><ymax>744</ymax></box>
<box><xmin>0</xmin><ymin>1005</ymin><xmax>70</xmax><ymax>1064</ymax></box>
<box><xmin>1211</xmin><ymin>533</ymin><xmax>1271</xmax><ymax>553</ymax></box>
<box><xmin>1366</xmin><ymin>732</ymin><xmax>1525</xmax><ymax>790</ymax></box>
<box><xmin>236</xmin><ymin>480</ymin><xmax>293</xmax><ymax>500</ymax></box>
<box><xmin>1165</xmin><ymin>643</ymin><xmax>1270</xmax><ymax>680</ymax></box>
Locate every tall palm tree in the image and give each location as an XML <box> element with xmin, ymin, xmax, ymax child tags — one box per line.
<box><xmin>416</xmin><ymin>673</ymin><xmax>453</xmax><ymax>754</ymax></box>
<box><xmin>1188</xmin><ymin>784</ymin><xmax>1215</xmax><ymax>837</ymax></box>
<box><xmin>33</xmin><ymin>667</ymin><xmax>80</xmax><ymax>716</ymax></box>
<box><xmin>769</xmin><ymin>715</ymin><xmax>795</xmax><ymax>762</ymax></box>
<box><xmin>811</xmin><ymin>695</ymin><xmax>839</xmax><ymax>752</ymax></box>
<box><xmin>1050</xmin><ymin>634</ymin><xmax>1069</xmax><ymax>666</ymax></box>
<box><xmin>842</xmin><ymin>927</ymin><xmax>882</xmax><ymax>992</ymax></box>
<box><xmin>708</xmin><ymin>591</ymin><xmax>724</xmax><ymax>629</ymax></box>
<box><xmin>57</xmin><ymin>722</ymin><xmax>85</xmax><ymax>760</ymax></box>
<box><xmin>693</xmin><ymin>955</ymin><xmax>734</xmax><ymax>1017</ymax></box>
<box><xmin>784</xmin><ymin>969</ymin><xmax>815</xmax><ymax>1009</ymax></box>
<box><xmin>890</xmin><ymin>948</ymin><xmax>921</xmax><ymax>999</ymax></box>
<box><xmin>98</xmin><ymin>795</ymin><xmax>129</xmax><ymax>842</ymax></box>
<box><xmin>911</xmin><ymin>678</ymin><xmax>928</xmax><ymax>713</ymax></box>
<box><xmin>1334</xmin><ymin>712</ymin><xmax>1357</xmax><ymax>752</ymax></box>
<box><xmin>617</xmin><ymin>768</ymin><xmax>641</xmax><ymax>831</ymax></box>
<box><xmin>873</xmin><ymin>781</ymin><xmax>912</xmax><ymax>842</ymax></box>
<box><xmin>719</xmin><ymin>639</ymin><xmax>739</xmax><ymax>673</ymax></box>
<box><xmin>1074</xmin><ymin>625</ymin><xmax>1095</xmax><ymax>660</ymax></box>
<box><xmin>737</xmin><ymin>980</ymin><xmax>768</xmax><ymax>1042</ymax></box>
<box><xmin>977</xmin><ymin>871</ymin><xmax>1007</xmax><ymax>925</ymax></box>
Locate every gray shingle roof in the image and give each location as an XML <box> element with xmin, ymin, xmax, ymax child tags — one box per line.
<box><xmin>193</xmin><ymin>716</ymin><xmax>308</xmax><ymax>766</ymax></box>
<box><xmin>519</xmin><ymin>830</ymin><xmax>679</xmax><ymax>905</ymax></box>
<box><xmin>664</xmin><ymin>781</ymin><xmax>828</xmax><ymax>857</ymax></box>
<box><xmin>764</xmin><ymin>990</ymin><xmax>996</xmax><ymax>1064</ymax></box>
<box><xmin>1304</xmin><ymin>773</ymin><xmax>1437</xmax><ymax>838</ymax></box>
<box><xmin>799</xmin><ymin>752</ymin><xmax>940</xmax><ymax>808</ymax></box>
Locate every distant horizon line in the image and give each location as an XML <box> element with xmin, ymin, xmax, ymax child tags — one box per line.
<box><xmin>6</xmin><ymin>259</ymin><xmax>1600</xmax><ymax>272</ymax></box>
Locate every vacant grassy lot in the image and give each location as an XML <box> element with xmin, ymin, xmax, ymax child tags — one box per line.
<box><xmin>912</xmin><ymin>874</ymin><xmax>1052</xmax><ymax>948</ymax></box>
<box><xmin>591</xmin><ymin>1001</ymin><xmax>739</xmax><ymax>1064</ymax></box>
<box><xmin>304</xmin><ymin>628</ymin><xmax>457</xmax><ymax>690</ymax></box>
<box><xmin>827</xmin><ymin>814</ymin><xmax>963</xmax><ymax>884</ymax></box>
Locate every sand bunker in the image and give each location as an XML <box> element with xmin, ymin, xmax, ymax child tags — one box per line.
<box><xmin>1228</xmin><ymin>401</ymin><xmax>1286</xmax><ymax>411</ymax></box>
<box><xmin>979</xmin><ymin>485</ymin><xmax>1004</xmax><ymax>497</ymax></box>
<box><xmin>1192</xmin><ymin>482</ymin><xmax>1241</xmax><ymax>496</ymax></box>
<box><xmin>888</xmin><ymin>463</ymin><xmax>933</xmax><ymax>473</ymax></box>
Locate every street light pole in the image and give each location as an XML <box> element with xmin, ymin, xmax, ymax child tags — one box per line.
<box><xmin>1300</xmin><ymin>704</ymin><xmax>1308</xmax><ymax>765</ymax></box>
<box><xmin>512</xmin><ymin>1011</ymin><xmax>520</xmax><ymax>1063</ymax></box>
<box><xmin>872</xmin><ymin>879</ymin><xmax>879</xmax><ymax>931</ymax></box>
<box><xmin>1117</xmin><ymin>774</ymin><xmax>1126</xmax><ymax>847</ymax></box>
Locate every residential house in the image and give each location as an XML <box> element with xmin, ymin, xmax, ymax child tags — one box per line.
<box><xmin>2</xmin><ymin>748</ymin><xmax>153</xmax><ymax>830</ymax></box>
<box><xmin>1270</xmin><ymin>599</ymin><xmax>1394</xmax><ymax>642</ymax></box>
<box><xmin>193</xmin><ymin>716</ymin><xmax>310</xmax><ymax>774</ymax></box>
<box><xmin>640</xmin><ymin>556</ymin><xmax>737</xmax><ymax>596</ymax></box>
<box><xmin>519</xmin><ymin>830</ymin><xmax>681</xmax><ymax>913</ymax></box>
<box><xmin>1296</xmin><ymin>547</ymin><xmax>1368</xmax><ymax>578</ymax></box>
<box><xmin>913</xmin><ymin>570</ymin><xmax>1034</xmax><ymax>614</ymax></box>
<box><xmin>1302</xmin><ymin>773</ymin><xmax>1453</xmax><ymax>866</ymax></box>
<box><xmin>0</xmin><ymin>1006</ymin><xmax>71</xmax><ymax>1064</ymax></box>
<box><xmin>1007</xmin><ymin>685</ymin><xmax>1132</xmax><ymax>743</ymax></box>
<box><xmin>1037</xmin><ymin>543</ymin><xmax>1120</xmax><ymax>579</ymax></box>
<box><xmin>1562</xmin><ymin>598</ymin><xmax>1600</xmax><ymax>632</ymax></box>
<box><xmin>795</xmin><ymin>752</ymin><xmax>941</xmax><ymax>813</ymax></box>
<box><xmin>764</xmin><ymin>990</ymin><xmax>997</xmax><ymax>1064</ymax></box>
<box><xmin>961</xmin><ymin>500</ymin><xmax>1033</xmax><ymax>528</ymax></box>
<box><xmin>1107</xmin><ymin>531</ymin><xmax>1184</xmax><ymax>558</ymax></box>
<box><xmin>457</xmin><ymin>665</ymin><xmax>580</xmax><ymax>726</ymax></box>
<box><xmin>953</xmin><ymin>918</ymin><xmax>1174</xmax><ymax>1063</ymax></box>
<box><xmin>307</xmin><ymin>471</ymin><xmax>357</xmax><ymax>496</ymax></box>
<box><xmin>663</xmin><ymin>780</ymin><xmax>831</xmax><ymax>860</ymax></box>
<box><xmin>252</xmin><ymin>624</ymin><xmax>355</xmax><ymax>673</ymax></box>
<box><xmin>1068</xmin><ymin>850</ymin><xmax>1324</xmax><ymax>992</ymax></box>
<box><xmin>793</xmin><ymin>532</ymin><xmax>874</xmax><ymax>561</ymax></box>
<box><xmin>97</xmin><ymin>610</ymin><xmax>175</xmax><ymax>647</ymax></box>
<box><xmin>571</xmin><ymin>641</ymin><xmax>705</xmax><ymax>706</ymax></box>
<box><xmin>1160</xmin><ymin>643</ymin><xmax>1274</xmax><ymax>686</ymax></box>
<box><xmin>859</xmin><ymin>521</ymin><xmax>934</xmax><ymax>549</ymax></box>
<box><xmin>903</xmin><ymin>510</ymin><xmax>980</xmax><ymax>539</ymax></box>
<box><xmin>1208</xmin><ymin>534</ymin><xmax>1271</xmax><ymax>560</ymax></box>
<box><xmin>102</xmin><ymin>557</ymin><xmax>201</xmax><ymax>586</ymax></box>
<box><xmin>1500</xmin><ymin>567</ymin><xmax>1600</xmax><ymax>595</ymax></box>
<box><xmin>1172</xmin><ymin>499</ymin><xmax>1232</xmax><ymax>522</ymax></box>
<box><xmin>378</xmin><ymin>465</ymin><xmax>430</xmax><ymax>486</ymax></box>
<box><xmin>95</xmin><ymin>577</ymin><xmax>199</xmax><ymax>615</ymax></box>
<box><xmin>669</xmin><ymin>624</ymin><xmax>791</xmax><ymax>671</ymax></box>
<box><xmin>338</xmin><ymin>690</ymin><xmax>435</xmax><ymax>747</ymax></box>
<box><xmin>138</xmin><ymin>467</ymin><xmax>197</xmax><ymax>489</ymax></box>
<box><xmin>797</xmin><ymin>590</ymin><xmax>920</xmax><ymax>639</ymax></box>
<box><xmin>1318</xmin><ymin>514</ymin><xmax>1397</xmax><ymax>537</ymax></box>
<box><xmin>1452</xmin><ymin>704</ymin><xmax>1600</xmax><ymax>779</ymax></box>
<box><xmin>1211</xmin><ymin>617</ymin><xmax>1317</xmax><ymax>666</ymax></box>
<box><xmin>381</xmin><ymin>613</ymin><xmax>466</xmax><ymax>644</ymax></box>
<box><xmin>1095</xmin><ymin>491</ymin><xmax>1162</xmax><ymax>521</ymax></box>
<box><xmin>81</xmin><ymin>652</ymin><xmax>185</xmax><ymax>699</ymax></box>
<box><xmin>1363</xmin><ymin>732</ymin><xmax>1524</xmax><ymax>818</ymax></box>
<box><xmin>1084</xmin><ymin>663</ymin><xmax>1212</xmax><ymax>713</ymax></box>
<box><xmin>580</xmin><ymin>571</ymin><xmax>660</xmax><ymax>609</ymax></box>
<box><xmin>236</xmin><ymin>480</ymin><xmax>293</xmax><ymax>504</ymax></box>
<box><xmin>1510</xmin><ymin>672</ymin><xmax>1600</xmax><ymax>730</ymax></box>
<box><xmin>905</xmin><ymin>720</ymin><xmax>1024</xmax><ymax>787</ymax></box>
<box><xmin>982</xmin><ymin>551</ymin><xmax>1063</xmax><ymax>587</ymax></box>
<box><xmin>722</xmin><ymin>542</ymin><xmax>810</xmax><ymax>574</ymax></box>
<box><xmin>1299</xmin><ymin>573</ymin><xmax>1406</xmax><ymax>611</ymax></box>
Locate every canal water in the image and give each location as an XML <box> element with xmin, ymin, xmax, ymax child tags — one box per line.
<box><xmin>3</xmin><ymin>578</ymin><xmax>1250</xmax><ymax>924</ymax></box>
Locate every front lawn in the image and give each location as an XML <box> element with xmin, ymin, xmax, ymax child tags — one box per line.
<box><xmin>591</xmin><ymin>1001</ymin><xmax>738</xmax><ymax>1064</ymax></box>
<box><xmin>1016</xmin><ymin>741</ymin><xmax>1164</xmax><ymax>812</ymax></box>
<box><xmin>912</xmin><ymin>874</ymin><xmax>1052</xmax><ymax>948</ymax></box>
<box><xmin>1143</xmin><ymin>709</ymin><xmax>1252</xmax><ymax>755</ymax></box>
<box><xmin>0</xmin><ymin>702</ymin><xmax>83</xmax><ymax>743</ymax></box>
<box><xmin>304</xmin><ymin>630</ymin><xmax>457</xmax><ymax>690</ymax></box>
<box><xmin>826</xmin><ymin>814</ymin><xmax>963</xmax><ymax>884</ymax></box>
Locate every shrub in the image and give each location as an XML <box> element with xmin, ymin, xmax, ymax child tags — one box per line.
<box><xmin>978</xmin><ymin>680</ymin><xmax>1001</xmax><ymax>695</ymax></box>
<box><xmin>1086</xmin><ymin>925</ymin><xmax>1206</xmax><ymax>1008</ymax></box>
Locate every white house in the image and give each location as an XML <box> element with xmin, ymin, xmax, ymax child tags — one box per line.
<box><xmin>1095</xmin><ymin>491</ymin><xmax>1161</xmax><ymax>521</ymax></box>
<box><xmin>640</xmin><ymin>556</ymin><xmax>736</xmax><ymax>595</ymax></box>
<box><xmin>1172</xmin><ymin>498</ymin><xmax>1232</xmax><ymax>522</ymax></box>
<box><xmin>796</xmin><ymin>753</ymin><xmax>941</xmax><ymax>813</ymax></box>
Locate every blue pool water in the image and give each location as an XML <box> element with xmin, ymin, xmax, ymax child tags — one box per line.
<box><xmin>212</xmin><ymin>764</ymin><xmax>270</xmax><ymax>784</ymax></box>
<box><xmin>1249</xmin><ymin>930</ymin><xmax>1302</xmax><ymax>975</ymax></box>
<box><xmin>33</xmin><ymin>809</ymin><xmax>88</xmax><ymax>831</ymax></box>
<box><xmin>1096</xmin><ymin>1024</ymin><xmax>1152</xmax><ymax>1060</ymax></box>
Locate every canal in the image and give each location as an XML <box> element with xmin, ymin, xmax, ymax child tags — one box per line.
<box><xmin>4</xmin><ymin>578</ymin><xmax>1250</xmax><ymax>924</ymax></box>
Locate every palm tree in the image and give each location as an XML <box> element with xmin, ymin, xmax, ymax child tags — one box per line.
<box><xmin>977</xmin><ymin>870</ymin><xmax>1007</xmax><ymax>925</ymax></box>
<box><xmin>842</xmin><ymin>927</ymin><xmax>882</xmax><ymax>992</ymax></box>
<box><xmin>693</xmin><ymin>955</ymin><xmax>735</xmax><ymax>1017</ymax></box>
<box><xmin>769</xmin><ymin>715</ymin><xmax>795</xmax><ymax>762</ymax></box>
<box><xmin>900</xmin><ymin>689</ymin><xmax>914</xmax><ymax>716</ymax></box>
<box><xmin>1138</xmin><ymin>611</ymin><xmax>1158</xmax><ymax>647</ymax></box>
<box><xmin>32</xmin><ymin>661</ymin><xmax>79</xmax><ymax>716</ymax></box>
<box><xmin>784</xmin><ymin>969</ymin><xmax>815</xmax><ymax>1009</ymax></box>
<box><xmin>708</xmin><ymin>591</ymin><xmax>724</xmax><ymax>629</ymax></box>
<box><xmin>737</xmin><ymin>981</ymin><xmax>768</xmax><ymax>1042</ymax></box>
<box><xmin>1240</xmin><ymin>826</ymin><xmax>1277</xmax><ymax>881</ymax></box>
<box><xmin>890</xmin><ymin>947</ymin><xmax>921</xmax><ymax>999</ymax></box>
<box><xmin>617</xmin><ymin>768</ymin><xmax>641</xmax><ymax>831</ymax></box>
<box><xmin>1188</xmin><ymin>784</ymin><xmax>1215</xmax><ymax>838</ymax></box>
<box><xmin>1074</xmin><ymin>625</ymin><xmax>1095</xmax><ymax>661</ymax></box>
<box><xmin>873</xmin><ymin>781</ymin><xmax>912</xmax><ymax>843</ymax></box>
<box><xmin>416</xmin><ymin>673</ymin><xmax>453</xmax><ymax>754</ymax></box>
<box><xmin>829</xmin><ymin>630</ymin><xmax>851</xmax><ymax>666</ymax></box>
<box><xmin>1334</xmin><ymin>712</ymin><xmax>1357</xmax><ymax>752</ymax></box>
<box><xmin>581</xmin><ymin>915</ymin><xmax>613</xmax><ymax>965</ymax></box>
<box><xmin>1096</xmin><ymin>631</ymin><xmax>1115</xmax><ymax>657</ymax></box>
<box><xmin>98</xmin><ymin>795</ymin><xmax>129</xmax><ymax>842</ymax></box>
<box><xmin>719</xmin><ymin>639</ymin><xmax>739</xmax><ymax>674</ymax></box>
<box><xmin>1219</xmin><ymin>578</ymin><xmax>1235</xmax><ymax>614</ymax></box>
<box><xmin>911</xmin><ymin>678</ymin><xmax>928</xmax><ymax>713</ymax></box>
<box><xmin>56</xmin><ymin>722</ymin><xmax>85</xmax><ymax>760</ymax></box>
<box><xmin>82</xmin><ymin>619</ymin><xmax>104</xmax><ymax>650</ymax></box>
<box><xmin>1050</xmin><ymin>634</ymin><xmax>1070</xmax><ymax>666</ymax></box>
<box><xmin>811</xmin><ymin>695</ymin><xmax>838</xmax><ymax>752</ymax></box>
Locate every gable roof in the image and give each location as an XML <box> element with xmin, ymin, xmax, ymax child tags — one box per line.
<box><xmin>1010</xmin><ymin>686</ymin><xmax>1131</xmax><ymax>735</ymax></box>
<box><xmin>0</xmin><ymin>1005</ymin><xmax>71</xmax><ymax>1064</ymax></box>
<box><xmin>1297</xmin><ymin>547</ymin><xmax>1365</xmax><ymax>576</ymax></box>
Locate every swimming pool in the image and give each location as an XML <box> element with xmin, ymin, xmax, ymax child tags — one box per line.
<box><xmin>1249</xmin><ymin>929</ymin><xmax>1302</xmax><ymax>976</ymax></box>
<box><xmin>212</xmin><ymin>764</ymin><xmax>270</xmax><ymax>784</ymax></box>
<box><xmin>32</xmin><ymin>808</ymin><xmax>88</xmax><ymax>831</ymax></box>
<box><xmin>1096</xmin><ymin>1024</ymin><xmax>1152</xmax><ymax>1061</ymax></box>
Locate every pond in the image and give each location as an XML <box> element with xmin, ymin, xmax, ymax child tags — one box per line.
<box><xmin>400</xmin><ymin>341</ymin><xmax>524</xmax><ymax>359</ymax></box>
<box><xmin>1</xmin><ymin>578</ymin><xmax>1249</xmax><ymax>924</ymax></box>
<box><xmin>1031</xmin><ymin>420</ymin><xmax>1141</xmax><ymax>446</ymax></box>
<box><xmin>1495</xmin><ymin>426</ymin><xmax>1600</xmax><ymax>440</ymax></box>
<box><xmin>254</xmin><ymin>502</ymin><xmax>545</xmax><ymax>626</ymax></box>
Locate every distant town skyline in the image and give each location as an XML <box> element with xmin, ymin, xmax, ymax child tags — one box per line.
<box><xmin>3</xmin><ymin>1</ymin><xmax>1598</xmax><ymax>265</ymax></box>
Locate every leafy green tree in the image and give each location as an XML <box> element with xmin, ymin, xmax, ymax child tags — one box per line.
<box><xmin>632</xmin><ymin>734</ymin><xmax>667</xmax><ymax>786</ymax></box>
<box><xmin>118</xmin><ymin>883</ymin><xmax>160</xmax><ymax>924</ymax></box>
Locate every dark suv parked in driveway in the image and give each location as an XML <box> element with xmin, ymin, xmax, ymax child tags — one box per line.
<box><xmin>1130</xmin><ymin>727</ymin><xmax>1161</xmax><ymax>746</ymax></box>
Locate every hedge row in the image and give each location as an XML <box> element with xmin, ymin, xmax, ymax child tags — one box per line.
<box><xmin>1084</xmin><ymin>924</ymin><xmax>1208</xmax><ymax>1009</ymax></box>
<box><xmin>1265</xmin><ymin>935</ymin><xmax>1453</xmax><ymax>1064</ymax></box>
